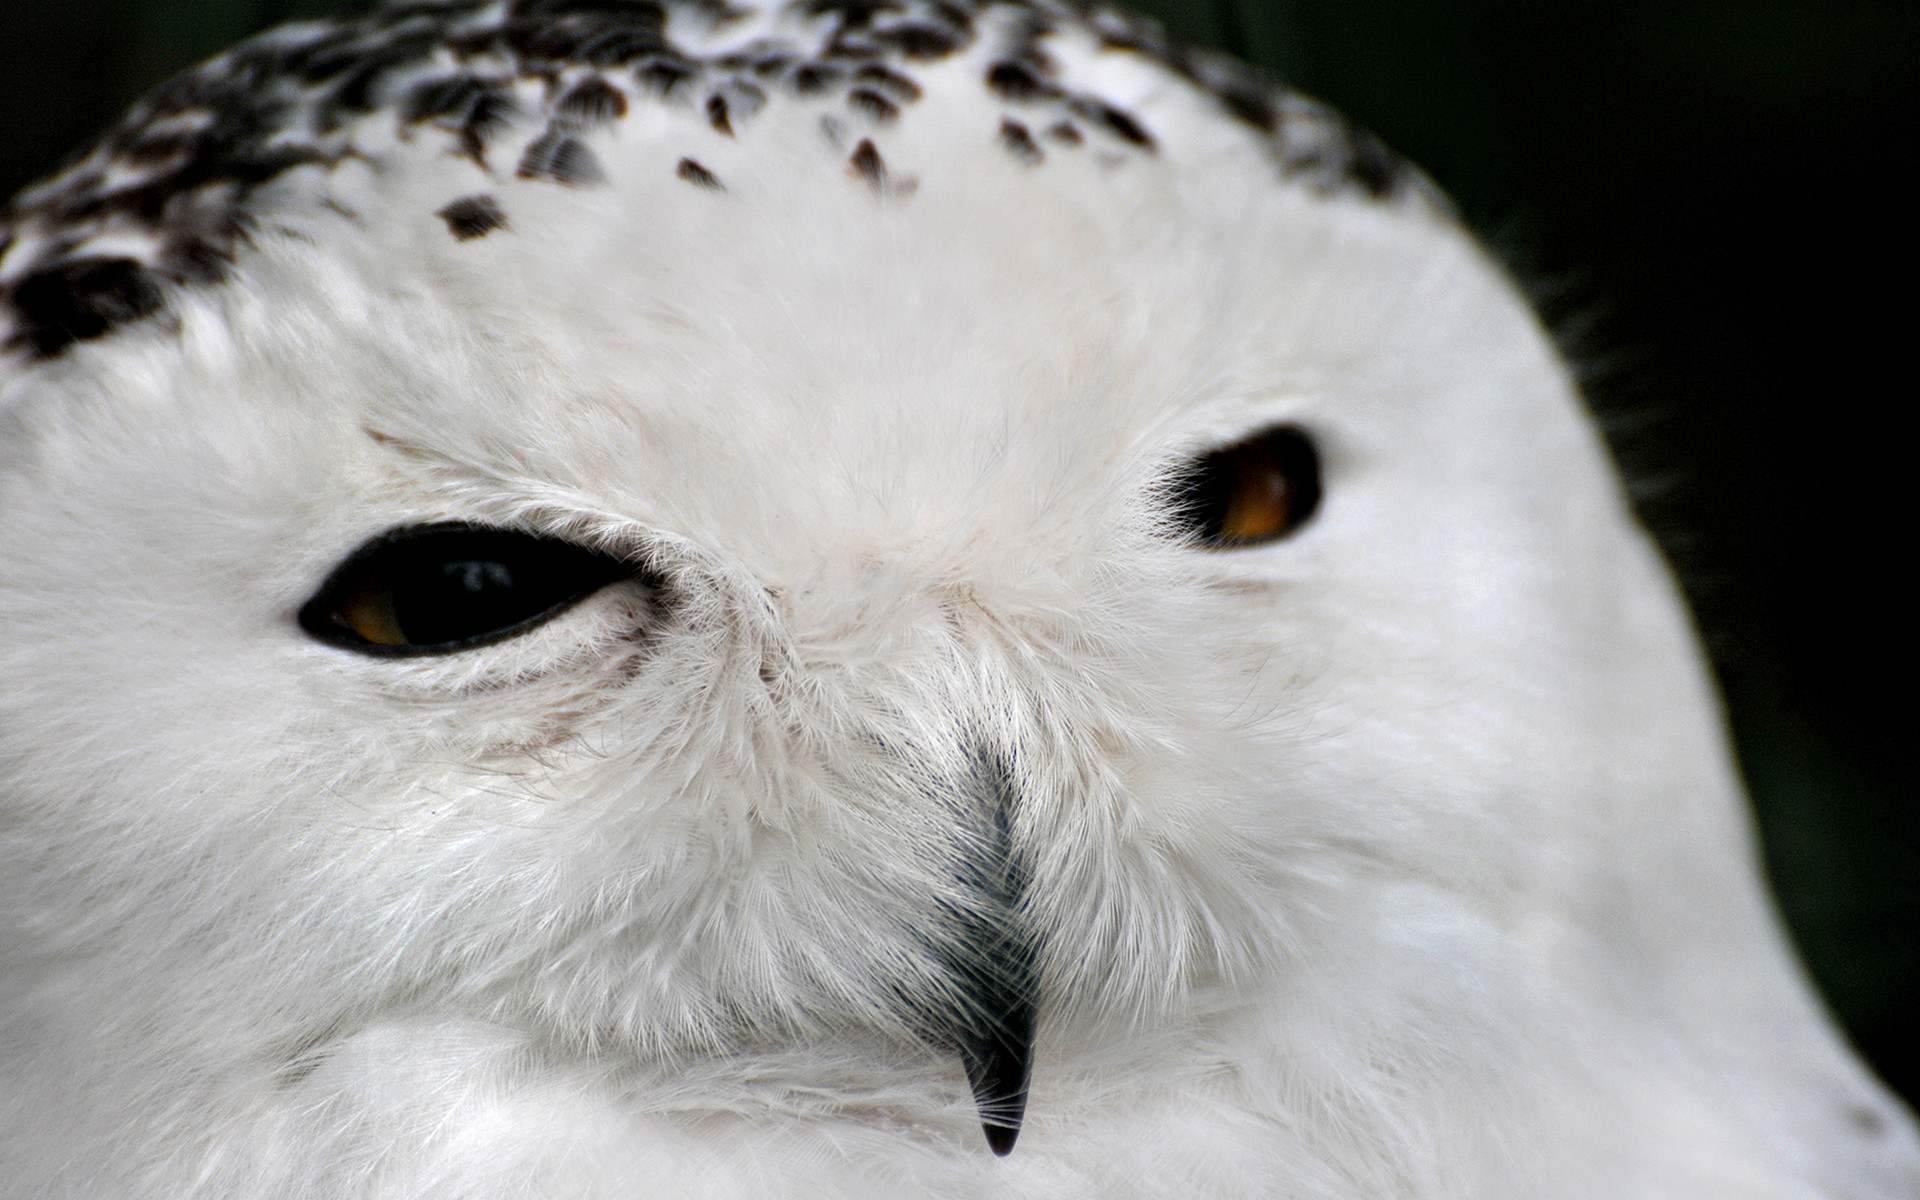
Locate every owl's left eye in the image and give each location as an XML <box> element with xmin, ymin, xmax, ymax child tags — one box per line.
<box><xmin>298</xmin><ymin>524</ymin><xmax>631</xmax><ymax>655</ymax></box>
<box><xmin>1167</xmin><ymin>425</ymin><xmax>1322</xmax><ymax>548</ymax></box>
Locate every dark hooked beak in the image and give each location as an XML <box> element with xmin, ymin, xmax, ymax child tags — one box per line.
<box><xmin>937</xmin><ymin>748</ymin><xmax>1039</xmax><ymax>1156</ymax></box>
<box><xmin>955</xmin><ymin>925</ymin><xmax>1036</xmax><ymax>1156</ymax></box>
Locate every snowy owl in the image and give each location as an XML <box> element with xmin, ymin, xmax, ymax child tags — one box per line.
<box><xmin>0</xmin><ymin>0</ymin><xmax>1914</xmax><ymax>1196</ymax></box>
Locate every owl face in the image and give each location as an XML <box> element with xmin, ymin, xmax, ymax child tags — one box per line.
<box><xmin>1</xmin><ymin>1</ymin><xmax>1912</xmax><ymax>1195</ymax></box>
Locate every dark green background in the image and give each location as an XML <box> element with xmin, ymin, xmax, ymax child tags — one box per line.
<box><xmin>3</xmin><ymin>0</ymin><xmax>1913</xmax><ymax>1104</ymax></box>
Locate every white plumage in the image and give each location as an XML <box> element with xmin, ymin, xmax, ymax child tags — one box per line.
<box><xmin>0</xmin><ymin>1</ymin><xmax>1914</xmax><ymax>1195</ymax></box>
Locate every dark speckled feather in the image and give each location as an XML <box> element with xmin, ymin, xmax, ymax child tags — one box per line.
<box><xmin>0</xmin><ymin>0</ymin><xmax>1420</xmax><ymax>362</ymax></box>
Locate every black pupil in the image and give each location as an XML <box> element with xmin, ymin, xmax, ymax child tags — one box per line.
<box><xmin>400</xmin><ymin>554</ymin><xmax>534</xmax><ymax>645</ymax></box>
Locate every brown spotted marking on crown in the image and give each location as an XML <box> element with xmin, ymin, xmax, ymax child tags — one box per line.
<box><xmin>0</xmin><ymin>0</ymin><xmax>1427</xmax><ymax>364</ymax></box>
<box><xmin>435</xmin><ymin>192</ymin><xmax>509</xmax><ymax>238</ymax></box>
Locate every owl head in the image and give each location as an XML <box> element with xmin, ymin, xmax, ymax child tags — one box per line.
<box><xmin>0</xmin><ymin>1</ymin><xmax>1912</xmax><ymax>1196</ymax></box>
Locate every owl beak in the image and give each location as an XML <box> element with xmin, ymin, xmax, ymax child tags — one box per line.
<box><xmin>940</xmin><ymin>747</ymin><xmax>1038</xmax><ymax>1156</ymax></box>
<box><xmin>960</xmin><ymin>978</ymin><xmax>1034</xmax><ymax>1155</ymax></box>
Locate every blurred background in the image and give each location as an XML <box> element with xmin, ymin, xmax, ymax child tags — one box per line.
<box><xmin>2</xmin><ymin>0</ymin><xmax>1913</xmax><ymax>1104</ymax></box>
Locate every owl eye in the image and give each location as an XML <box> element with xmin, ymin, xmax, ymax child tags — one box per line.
<box><xmin>1169</xmin><ymin>425</ymin><xmax>1322</xmax><ymax>548</ymax></box>
<box><xmin>298</xmin><ymin>524</ymin><xmax>631</xmax><ymax>654</ymax></box>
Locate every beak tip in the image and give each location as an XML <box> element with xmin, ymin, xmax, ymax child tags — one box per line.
<box><xmin>984</xmin><ymin>1122</ymin><xmax>1020</xmax><ymax>1156</ymax></box>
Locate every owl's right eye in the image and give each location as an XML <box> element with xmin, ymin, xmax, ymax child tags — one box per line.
<box><xmin>298</xmin><ymin>524</ymin><xmax>632</xmax><ymax>655</ymax></box>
